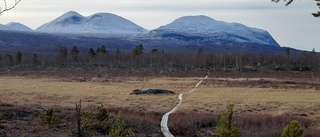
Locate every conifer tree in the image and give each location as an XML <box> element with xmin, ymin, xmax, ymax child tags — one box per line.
<box><xmin>116</xmin><ymin>48</ymin><xmax>121</xmax><ymax>55</ymax></box>
<box><xmin>215</xmin><ymin>104</ymin><xmax>240</xmax><ymax>137</ymax></box>
<box><xmin>16</xmin><ymin>51</ymin><xmax>22</xmax><ymax>64</ymax></box>
<box><xmin>70</xmin><ymin>46</ymin><xmax>80</xmax><ymax>61</ymax></box>
<box><xmin>56</xmin><ymin>45</ymin><xmax>68</xmax><ymax>59</ymax></box>
<box><xmin>100</xmin><ymin>46</ymin><xmax>107</xmax><ymax>54</ymax></box>
<box><xmin>133</xmin><ymin>44</ymin><xmax>144</xmax><ymax>56</ymax></box>
<box><xmin>70</xmin><ymin>46</ymin><xmax>80</xmax><ymax>56</ymax></box>
<box><xmin>33</xmin><ymin>53</ymin><xmax>38</xmax><ymax>65</ymax></box>
<box><xmin>89</xmin><ymin>48</ymin><xmax>96</xmax><ymax>57</ymax></box>
<box><xmin>282</xmin><ymin>120</ymin><xmax>304</xmax><ymax>137</ymax></box>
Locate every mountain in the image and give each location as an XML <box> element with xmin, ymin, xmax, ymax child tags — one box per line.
<box><xmin>0</xmin><ymin>22</ymin><xmax>33</xmax><ymax>32</ymax></box>
<box><xmin>36</xmin><ymin>11</ymin><xmax>148</xmax><ymax>36</ymax></box>
<box><xmin>0</xmin><ymin>30</ymin><xmax>137</xmax><ymax>53</ymax></box>
<box><xmin>145</xmin><ymin>15</ymin><xmax>279</xmax><ymax>47</ymax></box>
<box><xmin>0</xmin><ymin>29</ymin><xmax>292</xmax><ymax>54</ymax></box>
<box><xmin>0</xmin><ymin>13</ymin><xmax>292</xmax><ymax>53</ymax></box>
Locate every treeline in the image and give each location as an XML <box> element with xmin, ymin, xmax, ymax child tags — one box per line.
<box><xmin>0</xmin><ymin>45</ymin><xmax>319</xmax><ymax>75</ymax></box>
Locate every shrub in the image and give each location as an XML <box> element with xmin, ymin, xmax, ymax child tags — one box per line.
<box><xmin>196</xmin><ymin>132</ymin><xmax>206</xmax><ymax>137</ymax></box>
<box><xmin>81</xmin><ymin>105</ymin><xmax>112</xmax><ymax>135</ymax></box>
<box><xmin>39</xmin><ymin>108</ymin><xmax>61</xmax><ymax>128</ymax></box>
<box><xmin>281</xmin><ymin>120</ymin><xmax>304</xmax><ymax>137</ymax></box>
<box><xmin>80</xmin><ymin>105</ymin><xmax>135</xmax><ymax>137</ymax></box>
<box><xmin>214</xmin><ymin>104</ymin><xmax>240</xmax><ymax>137</ymax></box>
<box><xmin>109</xmin><ymin>112</ymin><xmax>136</xmax><ymax>137</ymax></box>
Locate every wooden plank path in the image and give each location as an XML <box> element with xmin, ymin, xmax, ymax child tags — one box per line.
<box><xmin>161</xmin><ymin>75</ymin><xmax>208</xmax><ymax>137</ymax></box>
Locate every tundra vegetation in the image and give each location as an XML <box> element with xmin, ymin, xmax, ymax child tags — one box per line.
<box><xmin>0</xmin><ymin>46</ymin><xmax>320</xmax><ymax>136</ymax></box>
<box><xmin>214</xmin><ymin>104</ymin><xmax>240</xmax><ymax>137</ymax></box>
<box><xmin>1</xmin><ymin>0</ymin><xmax>320</xmax><ymax>136</ymax></box>
<box><xmin>281</xmin><ymin>120</ymin><xmax>304</xmax><ymax>137</ymax></box>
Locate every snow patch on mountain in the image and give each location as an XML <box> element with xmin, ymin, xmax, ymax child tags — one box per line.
<box><xmin>36</xmin><ymin>11</ymin><xmax>148</xmax><ymax>36</ymax></box>
<box><xmin>0</xmin><ymin>22</ymin><xmax>33</xmax><ymax>32</ymax></box>
<box><xmin>148</xmin><ymin>15</ymin><xmax>279</xmax><ymax>47</ymax></box>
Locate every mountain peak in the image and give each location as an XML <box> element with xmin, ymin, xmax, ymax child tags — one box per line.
<box><xmin>36</xmin><ymin>11</ymin><xmax>148</xmax><ymax>36</ymax></box>
<box><xmin>53</xmin><ymin>11</ymin><xmax>84</xmax><ymax>25</ymax></box>
<box><xmin>150</xmin><ymin>15</ymin><xmax>279</xmax><ymax>47</ymax></box>
<box><xmin>0</xmin><ymin>22</ymin><xmax>33</xmax><ymax>32</ymax></box>
<box><xmin>174</xmin><ymin>15</ymin><xmax>216</xmax><ymax>23</ymax></box>
<box><xmin>64</xmin><ymin>11</ymin><xmax>81</xmax><ymax>16</ymax></box>
<box><xmin>58</xmin><ymin>11</ymin><xmax>83</xmax><ymax>20</ymax></box>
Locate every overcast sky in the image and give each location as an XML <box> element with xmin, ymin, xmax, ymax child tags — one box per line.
<box><xmin>0</xmin><ymin>0</ymin><xmax>319</xmax><ymax>51</ymax></box>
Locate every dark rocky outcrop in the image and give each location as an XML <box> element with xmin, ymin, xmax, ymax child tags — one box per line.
<box><xmin>130</xmin><ymin>89</ymin><xmax>175</xmax><ymax>95</ymax></box>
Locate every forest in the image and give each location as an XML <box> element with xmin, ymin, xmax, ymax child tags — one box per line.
<box><xmin>0</xmin><ymin>45</ymin><xmax>319</xmax><ymax>77</ymax></box>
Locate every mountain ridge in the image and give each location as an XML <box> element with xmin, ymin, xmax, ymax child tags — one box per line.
<box><xmin>0</xmin><ymin>22</ymin><xmax>33</xmax><ymax>32</ymax></box>
<box><xmin>0</xmin><ymin>11</ymin><xmax>287</xmax><ymax>53</ymax></box>
<box><xmin>146</xmin><ymin>15</ymin><xmax>279</xmax><ymax>47</ymax></box>
<box><xmin>36</xmin><ymin>11</ymin><xmax>148</xmax><ymax>36</ymax></box>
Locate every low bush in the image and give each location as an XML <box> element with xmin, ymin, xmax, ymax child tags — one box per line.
<box><xmin>74</xmin><ymin>105</ymin><xmax>136</xmax><ymax>137</ymax></box>
<box><xmin>39</xmin><ymin>108</ymin><xmax>61</xmax><ymax>128</ymax></box>
<box><xmin>214</xmin><ymin>104</ymin><xmax>240</xmax><ymax>137</ymax></box>
<box><xmin>282</xmin><ymin>120</ymin><xmax>304</xmax><ymax>137</ymax></box>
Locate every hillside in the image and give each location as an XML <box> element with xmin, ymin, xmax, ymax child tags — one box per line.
<box><xmin>0</xmin><ymin>11</ymin><xmax>292</xmax><ymax>53</ymax></box>
<box><xmin>143</xmin><ymin>15</ymin><xmax>279</xmax><ymax>47</ymax></box>
<box><xmin>36</xmin><ymin>11</ymin><xmax>148</xmax><ymax>36</ymax></box>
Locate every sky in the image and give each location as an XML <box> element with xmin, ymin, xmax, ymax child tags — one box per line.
<box><xmin>0</xmin><ymin>0</ymin><xmax>319</xmax><ymax>51</ymax></box>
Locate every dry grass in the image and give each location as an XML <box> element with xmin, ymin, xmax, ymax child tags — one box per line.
<box><xmin>0</xmin><ymin>76</ymin><xmax>196</xmax><ymax>112</ymax></box>
<box><xmin>1</xmin><ymin>75</ymin><xmax>320</xmax><ymax>136</ymax></box>
<box><xmin>1</xmin><ymin>76</ymin><xmax>320</xmax><ymax>117</ymax></box>
<box><xmin>181</xmin><ymin>86</ymin><xmax>320</xmax><ymax>118</ymax></box>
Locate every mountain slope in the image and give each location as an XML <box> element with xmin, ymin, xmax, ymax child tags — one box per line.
<box><xmin>0</xmin><ymin>22</ymin><xmax>33</xmax><ymax>32</ymax></box>
<box><xmin>0</xmin><ymin>13</ymin><xmax>288</xmax><ymax>53</ymax></box>
<box><xmin>0</xmin><ymin>29</ymin><xmax>295</xmax><ymax>54</ymax></box>
<box><xmin>0</xmin><ymin>30</ymin><xmax>137</xmax><ymax>53</ymax></box>
<box><xmin>36</xmin><ymin>11</ymin><xmax>148</xmax><ymax>36</ymax></box>
<box><xmin>146</xmin><ymin>15</ymin><xmax>279</xmax><ymax>47</ymax></box>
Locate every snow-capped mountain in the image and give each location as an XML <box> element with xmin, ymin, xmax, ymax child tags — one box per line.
<box><xmin>1</xmin><ymin>12</ymin><xmax>288</xmax><ymax>53</ymax></box>
<box><xmin>0</xmin><ymin>22</ymin><xmax>33</xmax><ymax>32</ymax></box>
<box><xmin>36</xmin><ymin>11</ymin><xmax>148</xmax><ymax>36</ymax></box>
<box><xmin>147</xmin><ymin>15</ymin><xmax>279</xmax><ymax>47</ymax></box>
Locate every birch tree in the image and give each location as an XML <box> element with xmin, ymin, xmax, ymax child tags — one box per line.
<box><xmin>0</xmin><ymin>0</ymin><xmax>22</xmax><ymax>15</ymax></box>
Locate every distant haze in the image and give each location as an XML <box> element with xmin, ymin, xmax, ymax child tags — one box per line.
<box><xmin>0</xmin><ymin>0</ymin><xmax>319</xmax><ymax>51</ymax></box>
